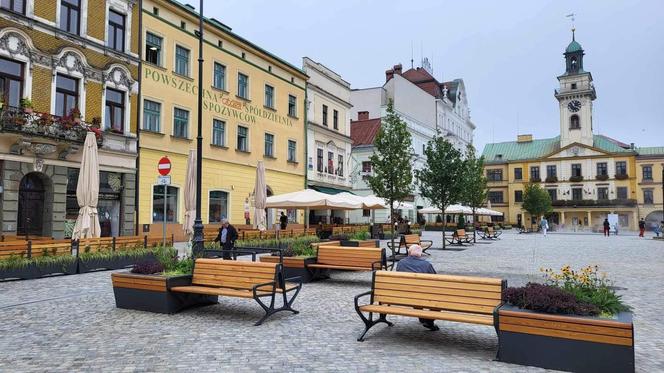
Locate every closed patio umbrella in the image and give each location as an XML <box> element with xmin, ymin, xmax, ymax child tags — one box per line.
<box><xmin>183</xmin><ymin>149</ymin><xmax>196</xmax><ymax>238</ymax></box>
<box><xmin>72</xmin><ymin>132</ymin><xmax>101</xmax><ymax>239</ymax></box>
<box><xmin>254</xmin><ymin>161</ymin><xmax>267</xmax><ymax>231</ymax></box>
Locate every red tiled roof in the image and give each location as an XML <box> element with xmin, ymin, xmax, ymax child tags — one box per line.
<box><xmin>351</xmin><ymin>118</ymin><xmax>381</xmax><ymax>146</ymax></box>
<box><xmin>402</xmin><ymin>67</ymin><xmax>443</xmax><ymax>98</ymax></box>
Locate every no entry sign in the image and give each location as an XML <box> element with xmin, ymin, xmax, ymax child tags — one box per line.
<box><xmin>158</xmin><ymin>157</ymin><xmax>171</xmax><ymax>176</ymax></box>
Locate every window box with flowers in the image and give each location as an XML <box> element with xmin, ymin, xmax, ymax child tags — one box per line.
<box><xmin>530</xmin><ymin>177</ymin><xmax>542</xmax><ymax>183</ymax></box>
<box><xmin>544</xmin><ymin>176</ymin><xmax>558</xmax><ymax>183</ymax></box>
<box><xmin>496</xmin><ymin>265</ymin><xmax>634</xmax><ymax>372</ymax></box>
<box><xmin>615</xmin><ymin>174</ymin><xmax>629</xmax><ymax>180</ymax></box>
<box><xmin>596</xmin><ymin>174</ymin><xmax>609</xmax><ymax>181</ymax></box>
<box><xmin>569</xmin><ymin>175</ymin><xmax>584</xmax><ymax>182</ymax></box>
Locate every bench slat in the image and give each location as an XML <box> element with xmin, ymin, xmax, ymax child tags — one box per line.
<box><xmin>374</xmin><ymin>294</ymin><xmax>496</xmax><ymax>314</ymax></box>
<box><xmin>307</xmin><ymin>264</ymin><xmax>375</xmax><ymax>271</ymax></box>
<box><xmin>375</xmin><ymin>276</ymin><xmax>503</xmax><ymax>293</ymax></box>
<box><xmin>376</xmin><ymin>270</ymin><xmax>504</xmax><ymax>285</ymax></box>
<box><xmin>360</xmin><ymin>305</ymin><xmax>494</xmax><ymax>325</ymax></box>
<box><xmin>374</xmin><ymin>281</ymin><xmax>502</xmax><ymax>300</ymax></box>
<box><xmin>374</xmin><ymin>289</ymin><xmax>501</xmax><ymax>307</ymax></box>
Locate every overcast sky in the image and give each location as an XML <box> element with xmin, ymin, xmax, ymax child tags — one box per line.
<box><xmin>198</xmin><ymin>0</ymin><xmax>664</xmax><ymax>151</ymax></box>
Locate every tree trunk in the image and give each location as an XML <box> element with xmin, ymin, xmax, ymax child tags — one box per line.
<box><xmin>442</xmin><ymin>215</ymin><xmax>446</xmax><ymax>249</ymax></box>
<box><xmin>389</xmin><ymin>204</ymin><xmax>395</xmax><ymax>259</ymax></box>
<box><xmin>473</xmin><ymin>209</ymin><xmax>477</xmax><ymax>243</ymax></box>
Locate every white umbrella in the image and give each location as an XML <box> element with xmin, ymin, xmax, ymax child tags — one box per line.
<box><xmin>445</xmin><ymin>204</ymin><xmax>473</xmax><ymax>215</ymax></box>
<box><xmin>266</xmin><ymin>189</ymin><xmax>361</xmax><ymax>210</ymax></box>
<box><xmin>254</xmin><ymin>161</ymin><xmax>267</xmax><ymax>231</ymax></box>
<box><xmin>419</xmin><ymin>206</ymin><xmax>442</xmax><ymax>214</ymax></box>
<box><xmin>72</xmin><ymin>132</ymin><xmax>101</xmax><ymax>239</ymax></box>
<box><xmin>362</xmin><ymin>195</ymin><xmax>389</xmax><ymax>209</ymax></box>
<box><xmin>182</xmin><ymin>149</ymin><xmax>196</xmax><ymax>237</ymax></box>
<box><xmin>392</xmin><ymin>201</ymin><xmax>414</xmax><ymax>210</ymax></box>
<box><xmin>476</xmin><ymin>207</ymin><xmax>503</xmax><ymax>216</ymax></box>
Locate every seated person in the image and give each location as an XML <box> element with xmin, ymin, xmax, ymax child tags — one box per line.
<box><xmin>396</xmin><ymin>244</ymin><xmax>438</xmax><ymax>331</ymax></box>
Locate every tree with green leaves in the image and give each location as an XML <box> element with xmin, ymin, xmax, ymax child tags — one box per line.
<box><xmin>460</xmin><ymin>145</ymin><xmax>488</xmax><ymax>242</ymax></box>
<box><xmin>522</xmin><ymin>182</ymin><xmax>553</xmax><ymax>229</ymax></box>
<box><xmin>416</xmin><ymin>135</ymin><xmax>465</xmax><ymax>248</ymax></box>
<box><xmin>366</xmin><ymin>99</ymin><xmax>413</xmax><ymax>253</ymax></box>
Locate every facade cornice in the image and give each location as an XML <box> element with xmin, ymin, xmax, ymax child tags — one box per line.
<box><xmin>307</xmin><ymin>83</ymin><xmax>352</xmax><ymax>108</ymax></box>
<box><xmin>308</xmin><ymin>121</ymin><xmax>352</xmax><ymax>142</ymax></box>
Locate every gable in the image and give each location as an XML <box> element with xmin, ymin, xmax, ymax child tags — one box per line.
<box><xmin>546</xmin><ymin>143</ymin><xmax>609</xmax><ymax>159</ymax></box>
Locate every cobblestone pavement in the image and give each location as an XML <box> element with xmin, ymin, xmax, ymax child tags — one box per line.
<box><xmin>1</xmin><ymin>231</ymin><xmax>662</xmax><ymax>372</ymax></box>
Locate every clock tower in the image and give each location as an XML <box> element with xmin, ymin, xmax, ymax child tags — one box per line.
<box><xmin>555</xmin><ymin>30</ymin><xmax>597</xmax><ymax>148</ymax></box>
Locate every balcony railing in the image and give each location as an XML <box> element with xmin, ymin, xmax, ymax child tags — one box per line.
<box><xmin>0</xmin><ymin>106</ymin><xmax>102</xmax><ymax>145</ymax></box>
<box><xmin>551</xmin><ymin>199</ymin><xmax>637</xmax><ymax>208</ymax></box>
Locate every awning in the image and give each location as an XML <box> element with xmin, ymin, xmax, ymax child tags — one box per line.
<box><xmin>309</xmin><ymin>185</ymin><xmax>354</xmax><ymax>195</ymax></box>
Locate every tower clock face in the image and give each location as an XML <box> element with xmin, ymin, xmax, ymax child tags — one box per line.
<box><xmin>568</xmin><ymin>100</ymin><xmax>582</xmax><ymax>112</ymax></box>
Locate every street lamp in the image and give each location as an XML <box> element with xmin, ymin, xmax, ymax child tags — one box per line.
<box><xmin>192</xmin><ymin>0</ymin><xmax>205</xmax><ymax>256</ymax></box>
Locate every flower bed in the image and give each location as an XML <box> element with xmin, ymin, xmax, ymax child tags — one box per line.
<box><xmin>0</xmin><ymin>254</ymin><xmax>78</xmax><ymax>280</ymax></box>
<box><xmin>496</xmin><ymin>265</ymin><xmax>633</xmax><ymax>372</ymax></box>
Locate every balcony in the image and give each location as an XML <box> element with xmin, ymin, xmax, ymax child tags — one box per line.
<box><xmin>545</xmin><ymin>176</ymin><xmax>558</xmax><ymax>183</ymax></box>
<box><xmin>0</xmin><ymin>106</ymin><xmax>103</xmax><ymax>146</ymax></box>
<box><xmin>569</xmin><ymin>175</ymin><xmax>584</xmax><ymax>182</ymax></box>
<box><xmin>615</xmin><ymin>173</ymin><xmax>629</xmax><ymax>180</ymax></box>
<box><xmin>595</xmin><ymin>174</ymin><xmax>609</xmax><ymax>181</ymax></box>
<box><xmin>551</xmin><ymin>199</ymin><xmax>637</xmax><ymax>208</ymax></box>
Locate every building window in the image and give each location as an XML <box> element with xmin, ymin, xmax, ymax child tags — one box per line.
<box><xmin>143</xmin><ymin>100</ymin><xmax>161</xmax><ymax>132</ymax></box>
<box><xmin>643</xmin><ymin>165</ymin><xmax>653</xmax><ymax>180</ymax></box>
<box><xmin>514</xmin><ymin>190</ymin><xmax>523</xmax><ymax>203</ymax></box>
<box><xmin>173</xmin><ymin>108</ymin><xmax>189</xmax><ymax>138</ymax></box>
<box><xmin>107</xmin><ymin>9</ymin><xmax>125</xmax><ymax>52</ymax></box>
<box><xmin>212</xmin><ymin>119</ymin><xmax>225</xmax><ymax>146</ymax></box>
<box><xmin>322</xmin><ymin>105</ymin><xmax>328</xmax><ymax>126</ymax></box>
<box><xmin>213</xmin><ymin>62</ymin><xmax>225</xmax><ymax>90</ymax></box>
<box><xmin>145</xmin><ymin>32</ymin><xmax>162</xmax><ymax>65</ymax></box>
<box><xmin>530</xmin><ymin>166</ymin><xmax>540</xmax><ymax>180</ymax></box>
<box><xmin>237</xmin><ymin>73</ymin><xmax>249</xmax><ymax>99</ymax></box>
<box><xmin>514</xmin><ymin>167</ymin><xmax>522</xmax><ymax>180</ymax></box>
<box><xmin>571</xmin><ymin>163</ymin><xmax>582</xmax><ymax>177</ymax></box>
<box><xmin>486</xmin><ymin>169</ymin><xmax>503</xmax><ymax>181</ymax></box>
<box><xmin>488</xmin><ymin>191</ymin><xmax>504</xmax><ymax>204</ymax></box>
<box><xmin>597</xmin><ymin>187</ymin><xmax>609</xmax><ymax>200</ymax></box>
<box><xmin>596</xmin><ymin>162</ymin><xmax>608</xmax><ymax>176</ymax></box>
<box><xmin>288</xmin><ymin>140</ymin><xmax>297</xmax><ymax>162</ymax></box>
<box><xmin>0</xmin><ymin>57</ymin><xmax>23</xmax><ymax>108</ymax></box>
<box><xmin>547</xmin><ymin>189</ymin><xmax>557</xmax><ymax>201</ymax></box>
<box><xmin>237</xmin><ymin>125</ymin><xmax>248</xmax><ymax>151</ymax></box>
<box><xmin>546</xmin><ymin>165</ymin><xmax>557</xmax><ymax>178</ymax></box>
<box><xmin>362</xmin><ymin>209</ymin><xmax>370</xmax><ymax>217</ymax></box>
<box><xmin>152</xmin><ymin>185</ymin><xmax>178</xmax><ymax>223</ymax></box>
<box><xmin>333</xmin><ymin>109</ymin><xmax>339</xmax><ymax>130</ymax></box>
<box><xmin>572</xmin><ymin>188</ymin><xmax>583</xmax><ymax>201</ymax></box>
<box><xmin>617</xmin><ymin>187</ymin><xmax>628</xmax><ymax>199</ymax></box>
<box><xmin>288</xmin><ymin>95</ymin><xmax>297</xmax><ymax>117</ymax></box>
<box><xmin>616</xmin><ymin>161</ymin><xmax>627</xmax><ymax>176</ymax></box>
<box><xmin>105</xmin><ymin>88</ymin><xmax>124</xmax><ymax>133</ymax></box>
<box><xmin>644</xmin><ymin>189</ymin><xmax>654</xmax><ymax>205</ymax></box>
<box><xmin>55</xmin><ymin>74</ymin><xmax>78</xmax><ymax>117</ymax></box>
<box><xmin>208</xmin><ymin>191</ymin><xmax>228</xmax><ymax>223</ymax></box>
<box><xmin>264</xmin><ymin>133</ymin><xmax>274</xmax><ymax>157</ymax></box>
<box><xmin>570</xmin><ymin>115</ymin><xmax>580</xmax><ymax>129</ymax></box>
<box><xmin>316</xmin><ymin>148</ymin><xmax>323</xmax><ymax>172</ymax></box>
<box><xmin>571</xmin><ymin>83</ymin><xmax>577</xmax><ymax>90</ymax></box>
<box><xmin>60</xmin><ymin>0</ymin><xmax>81</xmax><ymax>35</ymax></box>
<box><xmin>1</xmin><ymin>0</ymin><xmax>25</xmax><ymax>14</ymax></box>
<box><xmin>337</xmin><ymin>154</ymin><xmax>344</xmax><ymax>176</ymax></box>
<box><xmin>175</xmin><ymin>45</ymin><xmax>190</xmax><ymax>76</ymax></box>
<box><xmin>362</xmin><ymin>161</ymin><xmax>372</xmax><ymax>173</ymax></box>
<box><xmin>327</xmin><ymin>151</ymin><xmax>334</xmax><ymax>174</ymax></box>
<box><xmin>264</xmin><ymin>84</ymin><xmax>274</xmax><ymax>109</ymax></box>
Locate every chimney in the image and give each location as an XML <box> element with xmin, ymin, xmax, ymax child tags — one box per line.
<box><xmin>385</xmin><ymin>68</ymin><xmax>394</xmax><ymax>82</ymax></box>
<box><xmin>393</xmin><ymin>64</ymin><xmax>403</xmax><ymax>75</ymax></box>
<box><xmin>517</xmin><ymin>134</ymin><xmax>533</xmax><ymax>143</ymax></box>
<box><xmin>358</xmin><ymin>111</ymin><xmax>369</xmax><ymax>120</ymax></box>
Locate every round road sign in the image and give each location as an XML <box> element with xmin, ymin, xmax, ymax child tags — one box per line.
<box><xmin>158</xmin><ymin>157</ymin><xmax>171</xmax><ymax>176</ymax></box>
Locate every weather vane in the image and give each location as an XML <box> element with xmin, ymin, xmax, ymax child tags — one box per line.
<box><xmin>566</xmin><ymin>13</ymin><xmax>576</xmax><ymax>33</ymax></box>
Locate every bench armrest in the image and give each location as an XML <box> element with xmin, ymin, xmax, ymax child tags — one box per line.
<box><xmin>252</xmin><ymin>280</ymin><xmax>277</xmax><ymax>298</ymax></box>
<box><xmin>354</xmin><ymin>290</ymin><xmax>373</xmax><ymax>313</ymax></box>
<box><xmin>284</xmin><ymin>276</ymin><xmax>303</xmax><ymax>285</ymax></box>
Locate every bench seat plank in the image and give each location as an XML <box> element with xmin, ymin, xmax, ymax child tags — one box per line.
<box><xmin>307</xmin><ymin>264</ymin><xmax>377</xmax><ymax>271</ymax></box>
<box><xmin>359</xmin><ymin>304</ymin><xmax>494</xmax><ymax>325</ymax></box>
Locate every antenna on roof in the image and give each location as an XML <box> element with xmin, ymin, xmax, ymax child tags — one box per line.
<box><xmin>566</xmin><ymin>12</ymin><xmax>576</xmax><ymax>36</ymax></box>
<box><xmin>410</xmin><ymin>41</ymin><xmax>414</xmax><ymax>69</ymax></box>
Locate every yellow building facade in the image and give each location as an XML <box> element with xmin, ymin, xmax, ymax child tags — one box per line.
<box><xmin>138</xmin><ymin>0</ymin><xmax>307</xmax><ymax>234</ymax></box>
<box><xmin>482</xmin><ymin>33</ymin><xmax>664</xmax><ymax>231</ymax></box>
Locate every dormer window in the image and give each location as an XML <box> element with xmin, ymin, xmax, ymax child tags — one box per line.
<box><xmin>495</xmin><ymin>154</ymin><xmax>503</xmax><ymax>160</ymax></box>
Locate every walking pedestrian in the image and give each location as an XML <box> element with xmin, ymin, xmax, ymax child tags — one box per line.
<box><xmin>540</xmin><ymin>216</ymin><xmax>549</xmax><ymax>237</ymax></box>
<box><xmin>654</xmin><ymin>221</ymin><xmax>664</xmax><ymax>238</ymax></box>
<box><xmin>613</xmin><ymin>223</ymin><xmax>619</xmax><ymax>236</ymax></box>
<box><xmin>214</xmin><ymin>218</ymin><xmax>238</xmax><ymax>259</ymax></box>
<box><xmin>603</xmin><ymin>218</ymin><xmax>610</xmax><ymax>237</ymax></box>
<box><xmin>279</xmin><ymin>211</ymin><xmax>288</xmax><ymax>230</ymax></box>
<box><xmin>638</xmin><ymin>218</ymin><xmax>646</xmax><ymax>237</ymax></box>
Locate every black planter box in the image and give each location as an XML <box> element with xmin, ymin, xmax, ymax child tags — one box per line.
<box><xmin>259</xmin><ymin>256</ymin><xmax>316</xmax><ymax>283</ymax></box>
<box><xmin>112</xmin><ymin>273</ymin><xmax>217</xmax><ymax>314</ymax></box>
<box><xmin>78</xmin><ymin>253</ymin><xmax>157</xmax><ymax>273</ymax></box>
<box><xmin>497</xmin><ymin>304</ymin><xmax>634</xmax><ymax>372</ymax></box>
<box><xmin>339</xmin><ymin>240</ymin><xmax>380</xmax><ymax>248</ymax></box>
<box><xmin>0</xmin><ymin>260</ymin><xmax>78</xmax><ymax>281</ymax></box>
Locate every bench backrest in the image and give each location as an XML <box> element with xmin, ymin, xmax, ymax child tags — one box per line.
<box><xmin>487</xmin><ymin>227</ymin><xmax>495</xmax><ymax>234</ymax></box>
<box><xmin>456</xmin><ymin>229</ymin><xmax>467</xmax><ymax>237</ymax></box>
<box><xmin>371</xmin><ymin>270</ymin><xmax>505</xmax><ymax>315</ymax></box>
<box><xmin>403</xmin><ymin>234</ymin><xmax>421</xmax><ymax>245</ymax></box>
<box><xmin>316</xmin><ymin>245</ymin><xmax>384</xmax><ymax>269</ymax></box>
<box><xmin>191</xmin><ymin>258</ymin><xmax>280</xmax><ymax>290</ymax></box>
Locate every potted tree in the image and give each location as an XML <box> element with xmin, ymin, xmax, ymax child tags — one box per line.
<box><xmin>496</xmin><ymin>265</ymin><xmax>634</xmax><ymax>372</ymax></box>
<box><xmin>20</xmin><ymin>98</ymin><xmax>34</xmax><ymax>114</ymax></box>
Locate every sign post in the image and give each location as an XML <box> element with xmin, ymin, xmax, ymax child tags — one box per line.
<box><xmin>158</xmin><ymin>157</ymin><xmax>172</xmax><ymax>247</ymax></box>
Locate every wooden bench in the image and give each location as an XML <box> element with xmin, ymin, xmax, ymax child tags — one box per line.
<box><xmin>387</xmin><ymin>234</ymin><xmax>433</xmax><ymax>257</ymax></box>
<box><xmin>170</xmin><ymin>258</ymin><xmax>301</xmax><ymax>325</ymax></box>
<box><xmin>354</xmin><ymin>270</ymin><xmax>506</xmax><ymax>341</ymax></box>
<box><xmin>479</xmin><ymin>227</ymin><xmax>502</xmax><ymax>240</ymax></box>
<box><xmin>307</xmin><ymin>246</ymin><xmax>389</xmax><ymax>277</ymax></box>
<box><xmin>445</xmin><ymin>229</ymin><xmax>472</xmax><ymax>246</ymax></box>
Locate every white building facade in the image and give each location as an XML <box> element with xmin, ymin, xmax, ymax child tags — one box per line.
<box><xmin>302</xmin><ymin>57</ymin><xmax>353</xmax><ymax>224</ymax></box>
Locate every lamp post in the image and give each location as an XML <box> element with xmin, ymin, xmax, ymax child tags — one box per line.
<box><xmin>191</xmin><ymin>0</ymin><xmax>205</xmax><ymax>256</ymax></box>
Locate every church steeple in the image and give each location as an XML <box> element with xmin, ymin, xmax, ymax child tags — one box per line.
<box><xmin>564</xmin><ymin>29</ymin><xmax>584</xmax><ymax>75</ymax></box>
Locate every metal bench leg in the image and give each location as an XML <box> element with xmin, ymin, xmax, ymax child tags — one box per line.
<box><xmin>356</xmin><ymin>312</ymin><xmax>393</xmax><ymax>342</ymax></box>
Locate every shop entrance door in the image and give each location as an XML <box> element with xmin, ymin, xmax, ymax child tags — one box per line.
<box><xmin>17</xmin><ymin>173</ymin><xmax>45</xmax><ymax>237</ymax></box>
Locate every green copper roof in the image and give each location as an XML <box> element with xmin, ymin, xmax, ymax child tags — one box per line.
<box><xmin>482</xmin><ymin>135</ymin><xmax>634</xmax><ymax>163</ymax></box>
<box><xmin>566</xmin><ymin>40</ymin><xmax>583</xmax><ymax>53</ymax></box>
<box><xmin>637</xmin><ymin>146</ymin><xmax>664</xmax><ymax>156</ymax></box>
